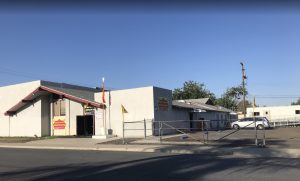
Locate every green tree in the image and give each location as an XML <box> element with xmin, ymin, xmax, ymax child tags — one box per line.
<box><xmin>216</xmin><ymin>85</ymin><xmax>249</xmax><ymax>111</ymax></box>
<box><xmin>291</xmin><ymin>98</ymin><xmax>300</xmax><ymax>105</ymax></box>
<box><xmin>172</xmin><ymin>81</ymin><xmax>216</xmax><ymax>103</ymax></box>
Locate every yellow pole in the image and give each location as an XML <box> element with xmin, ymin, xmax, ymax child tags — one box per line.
<box><xmin>122</xmin><ymin>106</ymin><xmax>125</xmax><ymax>144</ymax></box>
<box><xmin>253</xmin><ymin>96</ymin><xmax>257</xmax><ymax>146</ymax></box>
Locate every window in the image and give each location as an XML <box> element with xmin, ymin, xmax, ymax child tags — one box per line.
<box><xmin>245</xmin><ymin>118</ymin><xmax>253</xmax><ymax>122</ymax></box>
<box><xmin>53</xmin><ymin>99</ymin><xmax>66</xmax><ymax>116</ymax></box>
<box><xmin>254</xmin><ymin>112</ymin><xmax>260</xmax><ymax>116</ymax></box>
<box><xmin>256</xmin><ymin>118</ymin><xmax>263</xmax><ymax>121</ymax></box>
<box><xmin>296</xmin><ymin>110</ymin><xmax>300</xmax><ymax>114</ymax></box>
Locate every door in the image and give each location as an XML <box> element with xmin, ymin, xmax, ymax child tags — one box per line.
<box><xmin>76</xmin><ymin>115</ymin><xmax>94</xmax><ymax>136</ymax></box>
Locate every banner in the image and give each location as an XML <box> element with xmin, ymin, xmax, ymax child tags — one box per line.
<box><xmin>53</xmin><ymin>116</ymin><xmax>66</xmax><ymax>130</ymax></box>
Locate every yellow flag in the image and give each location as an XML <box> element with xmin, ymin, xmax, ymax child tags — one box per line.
<box><xmin>121</xmin><ymin>104</ymin><xmax>128</xmax><ymax>113</ymax></box>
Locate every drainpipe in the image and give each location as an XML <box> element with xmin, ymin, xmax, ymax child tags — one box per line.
<box><xmin>69</xmin><ymin>99</ymin><xmax>71</xmax><ymax>136</ymax></box>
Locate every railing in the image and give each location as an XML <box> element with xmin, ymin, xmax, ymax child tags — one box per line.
<box><xmin>122</xmin><ymin>119</ymin><xmax>231</xmax><ymax>144</ymax></box>
<box><xmin>270</xmin><ymin>120</ymin><xmax>300</xmax><ymax>128</ymax></box>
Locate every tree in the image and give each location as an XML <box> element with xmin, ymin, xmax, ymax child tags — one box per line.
<box><xmin>291</xmin><ymin>98</ymin><xmax>300</xmax><ymax>105</ymax></box>
<box><xmin>216</xmin><ymin>85</ymin><xmax>249</xmax><ymax>111</ymax></box>
<box><xmin>172</xmin><ymin>81</ymin><xmax>216</xmax><ymax>103</ymax></box>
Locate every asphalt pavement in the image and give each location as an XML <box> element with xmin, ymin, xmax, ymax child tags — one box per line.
<box><xmin>0</xmin><ymin>148</ymin><xmax>300</xmax><ymax>181</ymax></box>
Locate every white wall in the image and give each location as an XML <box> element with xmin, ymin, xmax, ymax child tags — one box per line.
<box><xmin>0</xmin><ymin>81</ymin><xmax>42</xmax><ymax>137</ymax></box>
<box><xmin>95</xmin><ymin>86</ymin><xmax>155</xmax><ymax>138</ymax></box>
<box><xmin>95</xmin><ymin>86</ymin><xmax>192</xmax><ymax>137</ymax></box>
<box><xmin>50</xmin><ymin>99</ymin><xmax>84</xmax><ymax>136</ymax></box>
<box><xmin>247</xmin><ymin>105</ymin><xmax>300</xmax><ymax>121</ymax></box>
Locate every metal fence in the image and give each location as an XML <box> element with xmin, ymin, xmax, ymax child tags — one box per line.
<box><xmin>122</xmin><ymin>119</ymin><xmax>232</xmax><ymax>144</ymax></box>
<box><xmin>269</xmin><ymin>120</ymin><xmax>300</xmax><ymax>128</ymax></box>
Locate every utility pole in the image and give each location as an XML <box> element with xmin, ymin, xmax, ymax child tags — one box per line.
<box><xmin>240</xmin><ymin>62</ymin><xmax>247</xmax><ymax>118</ymax></box>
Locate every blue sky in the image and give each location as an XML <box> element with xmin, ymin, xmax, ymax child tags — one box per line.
<box><xmin>1</xmin><ymin>3</ymin><xmax>300</xmax><ymax>106</ymax></box>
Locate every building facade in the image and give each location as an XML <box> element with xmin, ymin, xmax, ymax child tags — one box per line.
<box><xmin>247</xmin><ymin>105</ymin><xmax>300</xmax><ymax>122</ymax></box>
<box><xmin>0</xmin><ymin>80</ymin><xmax>235</xmax><ymax>138</ymax></box>
<box><xmin>0</xmin><ymin>80</ymin><xmax>103</xmax><ymax>137</ymax></box>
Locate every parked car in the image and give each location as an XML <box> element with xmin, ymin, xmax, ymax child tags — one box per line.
<box><xmin>231</xmin><ymin>117</ymin><xmax>270</xmax><ymax>130</ymax></box>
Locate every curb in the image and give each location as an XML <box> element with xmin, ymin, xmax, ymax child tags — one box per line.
<box><xmin>0</xmin><ymin>145</ymin><xmax>230</xmax><ymax>155</ymax></box>
<box><xmin>1</xmin><ymin>145</ymin><xmax>300</xmax><ymax>158</ymax></box>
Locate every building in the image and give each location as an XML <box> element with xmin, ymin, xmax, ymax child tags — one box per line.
<box><xmin>172</xmin><ymin>99</ymin><xmax>235</xmax><ymax>130</ymax></box>
<box><xmin>0</xmin><ymin>80</ymin><xmax>103</xmax><ymax>137</ymax></box>
<box><xmin>0</xmin><ymin>80</ymin><xmax>235</xmax><ymax>138</ymax></box>
<box><xmin>247</xmin><ymin>105</ymin><xmax>300</xmax><ymax>122</ymax></box>
<box><xmin>94</xmin><ymin>86</ymin><xmax>190</xmax><ymax>137</ymax></box>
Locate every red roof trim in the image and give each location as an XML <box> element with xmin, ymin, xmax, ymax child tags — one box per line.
<box><xmin>5</xmin><ymin>86</ymin><xmax>104</xmax><ymax>116</ymax></box>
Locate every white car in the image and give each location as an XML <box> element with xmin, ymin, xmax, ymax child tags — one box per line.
<box><xmin>231</xmin><ymin>117</ymin><xmax>270</xmax><ymax>130</ymax></box>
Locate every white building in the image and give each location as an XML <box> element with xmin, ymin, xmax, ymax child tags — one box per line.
<box><xmin>0</xmin><ymin>80</ymin><xmax>103</xmax><ymax>137</ymax></box>
<box><xmin>246</xmin><ymin>105</ymin><xmax>300</xmax><ymax>122</ymax></box>
<box><xmin>0</xmin><ymin>81</ymin><xmax>190</xmax><ymax>138</ymax></box>
<box><xmin>0</xmin><ymin>80</ymin><xmax>235</xmax><ymax>138</ymax></box>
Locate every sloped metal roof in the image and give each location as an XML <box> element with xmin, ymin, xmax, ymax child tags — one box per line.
<box><xmin>5</xmin><ymin>85</ymin><xmax>104</xmax><ymax>116</ymax></box>
<box><xmin>182</xmin><ymin>98</ymin><xmax>211</xmax><ymax>105</ymax></box>
<box><xmin>172</xmin><ymin>100</ymin><xmax>232</xmax><ymax>113</ymax></box>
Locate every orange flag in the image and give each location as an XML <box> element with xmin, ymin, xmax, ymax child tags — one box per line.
<box><xmin>102</xmin><ymin>77</ymin><xmax>106</xmax><ymax>103</ymax></box>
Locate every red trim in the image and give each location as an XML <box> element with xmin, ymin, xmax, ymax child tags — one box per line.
<box><xmin>5</xmin><ymin>86</ymin><xmax>105</xmax><ymax>116</ymax></box>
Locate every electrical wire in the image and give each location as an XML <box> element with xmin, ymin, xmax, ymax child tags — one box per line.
<box><xmin>0</xmin><ymin>66</ymin><xmax>118</xmax><ymax>90</ymax></box>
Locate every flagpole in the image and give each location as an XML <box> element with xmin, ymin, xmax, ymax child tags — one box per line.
<box><xmin>109</xmin><ymin>90</ymin><xmax>111</xmax><ymax>130</ymax></box>
<box><xmin>253</xmin><ymin>96</ymin><xmax>258</xmax><ymax>146</ymax></box>
<box><xmin>102</xmin><ymin>77</ymin><xmax>106</xmax><ymax>135</ymax></box>
<box><xmin>122</xmin><ymin>106</ymin><xmax>125</xmax><ymax>144</ymax></box>
<box><xmin>121</xmin><ymin>104</ymin><xmax>128</xmax><ymax>144</ymax></box>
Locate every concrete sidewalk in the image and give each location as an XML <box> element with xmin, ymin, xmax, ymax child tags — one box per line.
<box><xmin>0</xmin><ymin>137</ymin><xmax>300</xmax><ymax>158</ymax></box>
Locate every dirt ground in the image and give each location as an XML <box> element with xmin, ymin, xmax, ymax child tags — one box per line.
<box><xmin>0</xmin><ymin>137</ymin><xmax>41</xmax><ymax>143</ymax></box>
<box><xmin>164</xmin><ymin>127</ymin><xmax>300</xmax><ymax>148</ymax></box>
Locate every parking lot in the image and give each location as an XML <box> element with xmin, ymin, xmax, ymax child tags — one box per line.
<box><xmin>164</xmin><ymin>127</ymin><xmax>300</xmax><ymax>148</ymax></box>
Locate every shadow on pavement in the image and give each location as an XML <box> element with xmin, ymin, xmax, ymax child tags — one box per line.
<box><xmin>0</xmin><ymin>139</ymin><xmax>299</xmax><ymax>181</ymax></box>
<box><xmin>1</xmin><ymin>153</ymin><xmax>300</xmax><ymax>181</ymax></box>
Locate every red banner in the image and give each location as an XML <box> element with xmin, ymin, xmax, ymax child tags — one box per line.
<box><xmin>53</xmin><ymin>119</ymin><xmax>66</xmax><ymax>130</ymax></box>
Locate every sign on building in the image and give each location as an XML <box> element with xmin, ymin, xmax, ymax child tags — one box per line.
<box><xmin>53</xmin><ymin>116</ymin><xmax>66</xmax><ymax>130</ymax></box>
<box><xmin>158</xmin><ymin>97</ymin><xmax>169</xmax><ymax>111</ymax></box>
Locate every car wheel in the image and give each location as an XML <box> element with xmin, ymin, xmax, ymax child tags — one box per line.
<box><xmin>233</xmin><ymin>124</ymin><xmax>240</xmax><ymax>130</ymax></box>
<box><xmin>257</xmin><ymin>124</ymin><xmax>264</xmax><ymax>130</ymax></box>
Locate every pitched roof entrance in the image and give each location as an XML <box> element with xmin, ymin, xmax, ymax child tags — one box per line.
<box><xmin>5</xmin><ymin>86</ymin><xmax>104</xmax><ymax>116</ymax></box>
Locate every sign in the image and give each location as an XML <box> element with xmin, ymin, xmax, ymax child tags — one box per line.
<box><xmin>84</xmin><ymin>106</ymin><xmax>95</xmax><ymax>115</ymax></box>
<box><xmin>158</xmin><ymin>97</ymin><xmax>169</xmax><ymax>111</ymax></box>
<box><xmin>53</xmin><ymin>116</ymin><xmax>66</xmax><ymax>130</ymax></box>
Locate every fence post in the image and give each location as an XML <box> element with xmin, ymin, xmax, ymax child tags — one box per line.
<box><xmin>206</xmin><ymin>129</ymin><xmax>209</xmax><ymax>144</ymax></box>
<box><xmin>144</xmin><ymin>118</ymin><xmax>146</xmax><ymax>139</ymax></box>
<box><xmin>122</xmin><ymin>121</ymin><xmax>125</xmax><ymax>144</ymax></box>
<box><xmin>152</xmin><ymin>119</ymin><xmax>154</xmax><ymax>136</ymax></box>
<box><xmin>159</xmin><ymin>121</ymin><xmax>162</xmax><ymax>144</ymax></box>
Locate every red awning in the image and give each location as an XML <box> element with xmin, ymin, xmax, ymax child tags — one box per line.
<box><xmin>5</xmin><ymin>86</ymin><xmax>104</xmax><ymax>116</ymax></box>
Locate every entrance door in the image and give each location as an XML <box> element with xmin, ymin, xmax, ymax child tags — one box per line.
<box><xmin>76</xmin><ymin>115</ymin><xmax>94</xmax><ymax>136</ymax></box>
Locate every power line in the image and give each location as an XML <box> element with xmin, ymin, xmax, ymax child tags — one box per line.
<box><xmin>0</xmin><ymin>66</ymin><xmax>116</xmax><ymax>89</ymax></box>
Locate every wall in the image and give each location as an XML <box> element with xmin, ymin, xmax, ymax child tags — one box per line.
<box><xmin>247</xmin><ymin>105</ymin><xmax>300</xmax><ymax>121</ymax></box>
<box><xmin>191</xmin><ymin>111</ymin><xmax>230</xmax><ymax>130</ymax></box>
<box><xmin>94</xmin><ymin>86</ymin><xmax>191</xmax><ymax>137</ymax></box>
<box><xmin>153</xmin><ymin>88</ymin><xmax>190</xmax><ymax>135</ymax></box>
<box><xmin>0</xmin><ymin>81</ymin><xmax>42</xmax><ymax>137</ymax></box>
<box><xmin>51</xmin><ymin>99</ymin><xmax>84</xmax><ymax>136</ymax></box>
<box><xmin>95</xmin><ymin>86</ymin><xmax>155</xmax><ymax>138</ymax></box>
<box><xmin>41</xmin><ymin>95</ymin><xmax>51</xmax><ymax>136</ymax></box>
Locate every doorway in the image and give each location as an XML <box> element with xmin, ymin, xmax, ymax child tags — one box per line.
<box><xmin>76</xmin><ymin>115</ymin><xmax>94</xmax><ymax>136</ymax></box>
